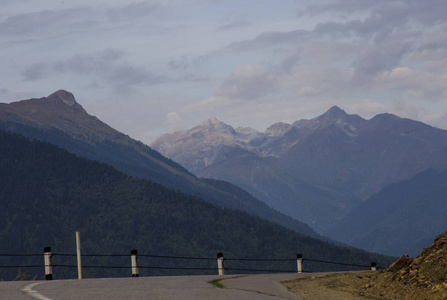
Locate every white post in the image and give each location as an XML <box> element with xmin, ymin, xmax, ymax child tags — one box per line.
<box><xmin>44</xmin><ymin>247</ymin><xmax>53</xmax><ymax>280</ymax></box>
<box><xmin>217</xmin><ymin>253</ymin><xmax>225</xmax><ymax>276</ymax></box>
<box><xmin>131</xmin><ymin>249</ymin><xmax>139</xmax><ymax>277</ymax></box>
<box><xmin>297</xmin><ymin>254</ymin><xmax>303</xmax><ymax>273</ymax></box>
<box><xmin>76</xmin><ymin>231</ymin><xmax>82</xmax><ymax>279</ymax></box>
<box><xmin>371</xmin><ymin>262</ymin><xmax>377</xmax><ymax>271</ymax></box>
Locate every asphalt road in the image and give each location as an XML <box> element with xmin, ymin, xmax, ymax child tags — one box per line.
<box><xmin>0</xmin><ymin>273</ymin><xmax>311</xmax><ymax>299</ymax></box>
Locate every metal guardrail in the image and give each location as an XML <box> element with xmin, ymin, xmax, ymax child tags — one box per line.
<box><xmin>0</xmin><ymin>249</ymin><xmax>381</xmax><ymax>279</ymax></box>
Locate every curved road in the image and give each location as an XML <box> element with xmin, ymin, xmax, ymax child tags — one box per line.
<box><xmin>0</xmin><ymin>273</ymin><xmax>317</xmax><ymax>300</ymax></box>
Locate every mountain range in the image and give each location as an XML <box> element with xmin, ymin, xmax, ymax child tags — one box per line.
<box><xmin>0</xmin><ymin>90</ymin><xmax>316</xmax><ymax>237</ymax></box>
<box><xmin>151</xmin><ymin>106</ymin><xmax>447</xmax><ymax>255</ymax></box>
<box><xmin>0</xmin><ymin>130</ymin><xmax>392</xmax><ymax>280</ymax></box>
<box><xmin>2</xmin><ymin>90</ymin><xmax>445</xmax><ymax>258</ymax></box>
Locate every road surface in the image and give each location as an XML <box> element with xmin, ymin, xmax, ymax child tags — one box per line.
<box><xmin>0</xmin><ymin>273</ymin><xmax>315</xmax><ymax>299</ymax></box>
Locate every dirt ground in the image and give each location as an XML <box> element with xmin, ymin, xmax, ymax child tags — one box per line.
<box><xmin>283</xmin><ymin>271</ymin><xmax>382</xmax><ymax>300</ymax></box>
<box><xmin>284</xmin><ymin>270</ymin><xmax>447</xmax><ymax>300</ymax></box>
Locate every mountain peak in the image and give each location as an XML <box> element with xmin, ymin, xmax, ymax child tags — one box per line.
<box><xmin>47</xmin><ymin>90</ymin><xmax>77</xmax><ymax>106</ymax></box>
<box><xmin>265</xmin><ymin>122</ymin><xmax>291</xmax><ymax>136</ymax></box>
<box><xmin>197</xmin><ymin>117</ymin><xmax>236</xmax><ymax>133</ymax></box>
<box><xmin>314</xmin><ymin>106</ymin><xmax>365</xmax><ymax>127</ymax></box>
<box><xmin>200</xmin><ymin>117</ymin><xmax>222</xmax><ymax>125</ymax></box>
<box><xmin>324</xmin><ymin>106</ymin><xmax>348</xmax><ymax>118</ymax></box>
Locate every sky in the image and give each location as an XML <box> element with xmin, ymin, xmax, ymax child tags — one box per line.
<box><xmin>1</xmin><ymin>0</ymin><xmax>447</xmax><ymax>144</ymax></box>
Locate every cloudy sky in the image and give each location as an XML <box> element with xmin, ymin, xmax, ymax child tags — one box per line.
<box><xmin>1</xmin><ymin>0</ymin><xmax>447</xmax><ymax>144</ymax></box>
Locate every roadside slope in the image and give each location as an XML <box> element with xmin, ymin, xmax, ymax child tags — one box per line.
<box><xmin>284</xmin><ymin>231</ymin><xmax>447</xmax><ymax>300</ymax></box>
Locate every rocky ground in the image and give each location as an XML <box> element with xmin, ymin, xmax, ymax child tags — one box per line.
<box><xmin>283</xmin><ymin>231</ymin><xmax>447</xmax><ymax>300</ymax></box>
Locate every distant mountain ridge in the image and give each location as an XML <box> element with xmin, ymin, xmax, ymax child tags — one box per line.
<box><xmin>0</xmin><ymin>90</ymin><xmax>191</xmax><ymax>182</ymax></box>
<box><xmin>0</xmin><ymin>90</ymin><xmax>318</xmax><ymax>237</ymax></box>
<box><xmin>327</xmin><ymin>168</ymin><xmax>447</xmax><ymax>256</ymax></box>
<box><xmin>151</xmin><ymin>107</ymin><xmax>447</xmax><ymax>233</ymax></box>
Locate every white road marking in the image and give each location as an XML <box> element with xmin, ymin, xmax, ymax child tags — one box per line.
<box><xmin>21</xmin><ymin>282</ymin><xmax>53</xmax><ymax>300</ymax></box>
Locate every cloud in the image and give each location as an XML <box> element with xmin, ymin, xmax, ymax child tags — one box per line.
<box><xmin>352</xmin><ymin>38</ymin><xmax>413</xmax><ymax>83</ymax></box>
<box><xmin>279</xmin><ymin>54</ymin><xmax>300</xmax><ymax>74</ymax></box>
<box><xmin>314</xmin><ymin>18</ymin><xmax>384</xmax><ymax>39</ymax></box>
<box><xmin>0</xmin><ymin>2</ymin><xmax>166</xmax><ymax>40</ymax></box>
<box><xmin>373</xmin><ymin>67</ymin><xmax>447</xmax><ymax>101</ymax></box>
<box><xmin>21</xmin><ymin>63</ymin><xmax>49</xmax><ymax>81</ymax></box>
<box><xmin>106</xmin><ymin>2</ymin><xmax>162</xmax><ymax>22</ymax></box>
<box><xmin>102</xmin><ymin>61</ymin><xmax>165</xmax><ymax>89</ymax></box>
<box><xmin>227</xmin><ymin>29</ymin><xmax>309</xmax><ymax>51</ymax></box>
<box><xmin>54</xmin><ymin>49</ymin><xmax>125</xmax><ymax>74</ymax></box>
<box><xmin>302</xmin><ymin>0</ymin><xmax>368</xmax><ymax>15</ymax></box>
<box><xmin>214</xmin><ymin>64</ymin><xmax>278</xmax><ymax>100</ymax></box>
<box><xmin>21</xmin><ymin>49</ymin><xmax>165</xmax><ymax>92</ymax></box>
<box><xmin>0</xmin><ymin>6</ymin><xmax>97</xmax><ymax>39</ymax></box>
<box><xmin>168</xmin><ymin>55</ymin><xmax>190</xmax><ymax>70</ymax></box>
<box><xmin>167</xmin><ymin>111</ymin><xmax>182</xmax><ymax>133</ymax></box>
<box><xmin>186</xmin><ymin>64</ymin><xmax>282</xmax><ymax>119</ymax></box>
<box><xmin>216</xmin><ymin>21</ymin><xmax>250</xmax><ymax>32</ymax></box>
<box><xmin>306</xmin><ymin>0</ymin><xmax>447</xmax><ymax>27</ymax></box>
<box><xmin>167</xmin><ymin>53</ymin><xmax>210</xmax><ymax>71</ymax></box>
<box><xmin>409</xmin><ymin>30</ymin><xmax>447</xmax><ymax>73</ymax></box>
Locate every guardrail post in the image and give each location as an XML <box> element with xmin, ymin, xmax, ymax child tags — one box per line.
<box><xmin>44</xmin><ymin>247</ymin><xmax>53</xmax><ymax>280</ymax></box>
<box><xmin>131</xmin><ymin>249</ymin><xmax>139</xmax><ymax>277</ymax></box>
<box><xmin>370</xmin><ymin>262</ymin><xmax>377</xmax><ymax>271</ymax></box>
<box><xmin>217</xmin><ymin>252</ymin><xmax>225</xmax><ymax>276</ymax></box>
<box><xmin>296</xmin><ymin>254</ymin><xmax>303</xmax><ymax>273</ymax></box>
<box><xmin>76</xmin><ymin>231</ymin><xmax>82</xmax><ymax>279</ymax></box>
